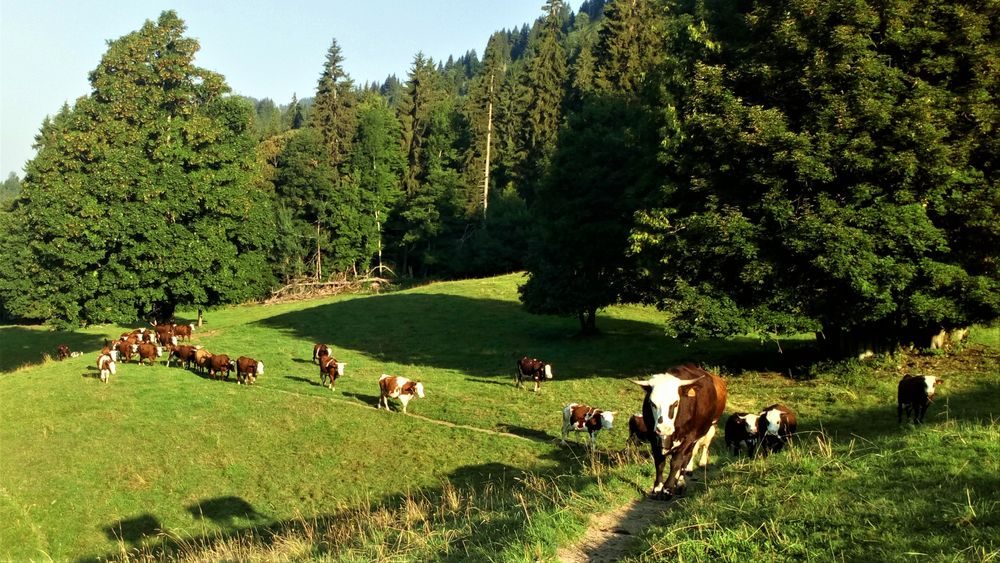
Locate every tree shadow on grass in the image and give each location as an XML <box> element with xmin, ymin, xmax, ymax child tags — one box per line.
<box><xmin>255</xmin><ymin>293</ymin><xmax>807</xmax><ymax>381</ymax></box>
<box><xmin>187</xmin><ymin>496</ymin><xmax>268</xmax><ymax>529</ymax></box>
<box><xmin>102</xmin><ymin>513</ymin><xmax>162</xmax><ymax>545</ymax></box>
<box><xmin>0</xmin><ymin>326</ymin><xmax>106</xmax><ymax>373</ymax></box>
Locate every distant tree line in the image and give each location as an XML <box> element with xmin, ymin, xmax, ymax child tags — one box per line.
<box><xmin>0</xmin><ymin>0</ymin><xmax>995</xmax><ymax>358</ymax></box>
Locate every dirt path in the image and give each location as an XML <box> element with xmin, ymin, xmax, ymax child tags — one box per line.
<box><xmin>556</xmin><ymin>497</ymin><xmax>668</xmax><ymax>563</ymax></box>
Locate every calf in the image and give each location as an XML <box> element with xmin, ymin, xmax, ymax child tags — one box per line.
<box><xmin>756</xmin><ymin>404</ymin><xmax>797</xmax><ymax>454</ymax></box>
<box><xmin>207</xmin><ymin>354</ymin><xmax>232</xmax><ymax>380</ymax></box>
<box><xmin>235</xmin><ymin>356</ymin><xmax>264</xmax><ymax>385</ymax></box>
<box><xmin>136</xmin><ymin>343</ymin><xmax>163</xmax><ymax>366</ymax></box>
<box><xmin>319</xmin><ymin>357</ymin><xmax>346</xmax><ymax>390</ymax></box>
<box><xmin>378</xmin><ymin>374</ymin><xmax>425</xmax><ymax>413</ymax></box>
<box><xmin>515</xmin><ymin>357</ymin><xmax>553</xmax><ymax>392</ymax></box>
<box><xmin>628</xmin><ymin>413</ymin><xmax>653</xmax><ymax>446</ymax></box>
<box><xmin>724</xmin><ymin>412</ymin><xmax>759</xmax><ymax>456</ymax></box>
<box><xmin>561</xmin><ymin>403</ymin><xmax>615</xmax><ymax>450</ymax></box>
<box><xmin>56</xmin><ymin>344</ymin><xmax>71</xmax><ymax>361</ymax></box>
<box><xmin>898</xmin><ymin>374</ymin><xmax>942</xmax><ymax>424</ymax></box>
<box><xmin>166</xmin><ymin>345</ymin><xmax>199</xmax><ymax>368</ymax></box>
<box><xmin>172</xmin><ymin>323</ymin><xmax>194</xmax><ymax>342</ymax></box>
<box><xmin>96</xmin><ymin>353</ymin><xmax>116</xmax><ymax>383</ymax></box>
<box><xmin>193</xmin><ymin>349</ymin><xmax>213</xmax><ymax>374</ymax></box>
<box><xmin>313</xmin><ymin>343</ymin><xmax>331</xmax><ymax>364</ymax></box>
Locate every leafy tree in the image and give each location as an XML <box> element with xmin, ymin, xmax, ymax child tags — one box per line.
<box><xmin>632</xmin><ymin>0</ymin><xmax>1000</xmax><ymax>353</ymax></box>
<box><xmin>0</xmin><ymin>11</ymin><xmax>275</xmax><ymax>326</ymax></box>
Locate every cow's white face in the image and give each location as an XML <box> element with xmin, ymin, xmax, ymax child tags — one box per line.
<box><xmin>634</xmin><ymin>374</ymin><xmax>691</xmax><ymax>440</ymax></box>
<box><xmin>414</xmin><ymin>382</ymin><xmax>425</xmax><ymax>398</ymax></box>
<box><xmin>741</xmin><ymin>414</ymin><xmax>759</xmax><ymax>435</ymax></box>
<box><xmin>256</xmin><ymin>361</ymin><xmax>264</xmax><ymax>375</ymax></box>
<box><xmin>336</xmin><ymin>362</ymin><xmax>346</xmax><ymax>376</ymax></box>
<box><xmin>923</xmin><ymin>376</ymin><xmax>940</xmax><ymax>398</ymax></box>
<box><xmin>155</xmin><ymin>346</ymin><xmax>163</xmax><ymax>357</ymax></box>
<box><xmin>110</xmin><ymin>350</ymin><xmax>119</xmax><ymax>362</ymax></box>
<box><xmin>600</xmin><ymin>411</ymin><xmax>615</xmax><ymax>430</ymax></box>
<box><xmin>108</xmin><ymin>361</ymin><xmax>117</xmax><ymax>376</ymax></box>
<box><xmin>763</xmin><ymin>409</ymin><xmax>782</xmax><ymax>435</ymax></box>
<box><xmin>544</xmin><ymin>364</ymin><xmax>553</xmax><ymax>379</ymax></box>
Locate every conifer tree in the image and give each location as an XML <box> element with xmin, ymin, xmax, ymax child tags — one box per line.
<box><xmin>310</xmin><ymin>39</ymin><xmax>357</xmax><ymax>167</ymax></box>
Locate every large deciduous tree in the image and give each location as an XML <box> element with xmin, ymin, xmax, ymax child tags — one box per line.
<box><xmin>632</xmin><ymin>0</ymin><xmax>999</xmax><ymax>353</ymax></box>
<box><xmin>0</xmin><ymin>11</ymin><xmax>275</xmax><ymax>326</ymax></box>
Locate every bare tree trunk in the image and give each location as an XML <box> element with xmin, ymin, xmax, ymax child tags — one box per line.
<box><xmin>315</xmin><ymin>221</ymin><xmax>322</xmax><ymax>281</ymax></box>
<box><xmin>197</xmin><ymin>309</ymin><xmax>203</xmax><ymax>327</ymax></box>
<box><xmin>376</xmin><ymin>207</ymin><xmax>383</xmax><ymax>273</ymax></box>
<box><xmin>482</xmin><ymin>72</ymin><xmax>495</xmax><ymax>217</ymax></box>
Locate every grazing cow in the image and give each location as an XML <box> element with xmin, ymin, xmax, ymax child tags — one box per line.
<box><xmin>633</xmin><ymin>364</ymin><xmax>727</xmax><ymax>499</ymax></box>
<box><xmin>136</xmin><ymin>343</ymin><xmax>163</xmax><ymax>366</ymax></box>
<box><xmin>561</xmin><ymin>403</ymin><xmax>616</xmax><ymax>449</ymax></box>
<box><xmin>898</xmin><ymin>375</ymin><xmax>943</xmax><ymax>424</ymax></box>
<box><xmin>166</xmin><ymin>345</ymin><xmax>199</xmax><ymax>368</ymax></box>
<box><xmin>207</xmin><ymin>354</ymin><xmax>232</xmax><ymax>380</ymax></box>
<box><xmin>378</xmin><ymin>374</ymin><xmax>425</xmax><ymax>413</ymax></box>
<box><xmin>319</xmin><ymin>357</ymin><xmax>346</xmax><ymax>390</ymax></box>
<box><xmin>56</xmin><ymin>344</ymin><xmax>72</xmax><ymax>361</ymax></box>
<box><xmin>193</xmin><ymin>349</ymin><xmax>214</xmax><ymax>374</ymax></box>
<box><xmin>515</xmin><ymin>357</ymin><xmax>553</xmax><ymax>392</ymax></box>
<box><xmin>724</xmin><ymin>412</ymin><xmax>760</xmax><ymax>456</ymax></box>
<box><xmin>173</xmin><ymin>323</ymin><xmax>194</xmax><ymax>342</ymax></box>
<box><xmin>115</xmin><ymin>341</ymin><xmax>135</xmax><ymax>363</ymax></box>
<box><xmin>96</xmin><ymin>353</ymin><xmax>116</xmax><ymax>383</ymax></box>
<box><xmin>313</xmin><ymin>343</ymin><xmax>331</xmax><ymax>364</ymax></box>
<box><xmin>756</xmin><ymin>404</ymin><xmax>797</xmax><ymax>454</ymax></box>
<box><xmin>235</xmin><ymin>356</ymin><xmax>264</xmax><ymax>385</ymax></box>
<box><xmin>628</xmin><ymin>413</ymin><xmax>653</xmax><ymax>446</ymax></box>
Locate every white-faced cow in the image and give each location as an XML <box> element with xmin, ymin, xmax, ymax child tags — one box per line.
<box><xmin>756</xmin><ymin>404</ymin><xmax>797</xmax><ymax>454</ymax></box>
<box><xmin>136</xmin><ymin>343</ymin><xmax>163</xmax><ymax>366</ymax></box>
<box><xmin>235</xmin><ymin>356</ymin><xmax>264</xmax><ymax>385</ymax></box>
<box><xmin>898</xmin><ymin>374</ymin><xmax>942</xmax><ymax>424</ymax></box>
<box><xmin>515</xmin><ymin>357</ymin><xmax>553</xmax><ymax>392</ymax></box>
<box><xmin>561</xmin><ymin>403</ymin><xmax>615</xmax><ymax>450</ymax></box>
<box><xmin>633</xmin><ymin>364</ymin><xmax>727</xmax><ymax>499</ymax></box>
<box><xmin>320</xmin><ymin>357</ymin><xmax>346</xmax><ymax>390</ymax></box>
<box><xmin>313</xmin><ymin>343</ymin><xmax>331</xmax><ymax>364</ymax></box>
<box><xmin>173</xmin><ymin>323</ymin><xmax>194</xmax><ymax>342</ymax></box>
<box><xmin>724</xmin><ymin>412</ymin><xmax>759</xmax><ymax>456</ymax></box>
<box><xmin>378</xmin><ymin>374</ymin><xmax>425</xmax><ymax>413</ymax></box>
<box><xmin>97</xmin><ymin>353</ymin><xmax>116</xmax><ymax>383</ymax></box>
<box><xmin>166</xmin><ymin>345</ymin><xmax>199</xmax><ymax>368</ymax></box>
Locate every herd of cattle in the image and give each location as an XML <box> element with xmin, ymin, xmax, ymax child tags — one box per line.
<box><xmin>62</xmin><ymin>327</ymin><xmax>945</xmax><ymax>500</ymax></box>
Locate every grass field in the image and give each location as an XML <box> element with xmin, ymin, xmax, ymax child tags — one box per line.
<box><xmin>1</xmin><ymin>273</ymin><xmax>997</xmax><ymax>561</ymax></box>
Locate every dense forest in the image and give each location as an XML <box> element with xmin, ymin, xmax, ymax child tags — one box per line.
<box><xmin>0</xmin><ymin>0</ymin><xmax>996</xmax><ymax>356</ymax></box>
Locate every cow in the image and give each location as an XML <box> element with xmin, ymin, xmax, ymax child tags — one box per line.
<box><xmin>173</xmin><ymin>323</ymin><xmax>194</xmax><ymax>342</ymax></box>
<box><xmin>628</xmin><ymin>413</ymin><xmax>653</xmax><ymax>446</ymax></box>
<box><xmin>378</xmin><ymin>374</ymin><xmax>425</xmax><ymax>413</ymax></box>
<box><xmin>96</xmin><ymin>353</ymin><xmax>116</xmax><ymax>383</ymax></box>
<box><xmin>193</xmin><ymin>349</ymin><xmax>214</xmax><ymax>374</ymax></box>
<box><xmin>56</xmin><ymin>344</ymin><xmax>71</xmax><ymax>361</ymax></box>
<box><xmin>515</xmin><ymin>357</ymin><xmax>553</xmax><ymax>392</ymax></box>
<box><xmin>898</xmin><ymin>375</ymin><xmax>943</xmax><ymax>424</ymax></box>
<box><xmin>136</xmin><ymin>343</ymin><xmax>163</xmax><ymax>366</ymax></box>
<box><xmin>724</xmin><ymin>412</ymin><xmax>760</xmax><ymax>456</ymax></box>
<box><xmin>207</xmin><ymin>354</ymin><xmax>232</xmax><ymax>380</ymax></box>
<box><xmin>632</xmin><ymin>364</ymin><xmax>728</xmax><ymax>500</ymax></box>
<box><xmin>153</xmin><ymin>324</ymin><xmax>175</xmax><ymax>347</ymax></box>
<box><xmin>166</xmin><ymin>345</ymin><xmax>199</xmax><ymax>368</ymax></box>
<box><xmin>756</xmin><ymin>404</ymin><xmax>797</xmax><ymax>454</ymax></box>
<box><xmin>320</xmin><ymin>357</ymin><xmax>346</xmax><ymax>390</ymax></box>
<box><xmin>115</xmin><ymin>341</ymin><xmax>135</xmax><ymax>364</ymax></box>
<box><xmin>313</xmin><ymin>343</ymin><xmax>332</xmax><ymax>364</ymax></box>
<box><xmin>235</xmin><ymin>356</ymin><xmax>264</xmax><ymax>385</ymax></box>
<box><xmin>561</xmin><ymin>403</ymin><xmax>615</xmax><ymax>449</ymax></box>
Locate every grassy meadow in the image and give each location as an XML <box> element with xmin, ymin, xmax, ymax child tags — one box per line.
<box><xmin>0</xmin><ymin>273</ymin><xmax>997</xmax><ymax>561</ymax></box>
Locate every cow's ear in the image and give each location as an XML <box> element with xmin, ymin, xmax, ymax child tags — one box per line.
<box><xmin>631</xmin><ymin>380</ymin><xmax>653</xmax><ymax>390</ymax></box>
<box><xmin>936</xmin><ymin>379</ymin><xmax>944</xmax><ymax>385</ymax></box>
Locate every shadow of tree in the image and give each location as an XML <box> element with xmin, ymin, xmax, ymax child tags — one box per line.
<box><xmin>102</xmin><ymin>514</ymin><xmax>162</xmax><ymax>545</ymax></box>
<box><xmin>187</xmin><ymin>496</ymin><xmax>268</xmax><ymax>528</ymax></box>
<box><xmin>0</xmin><ymin>327</ymin><xmax>106</xmax><ymax>373</ymax></box>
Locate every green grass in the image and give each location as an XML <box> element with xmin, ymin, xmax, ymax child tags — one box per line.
<box><xmin>1</xmin><ymin>273</ymin><xmax>997</xmax><ymax>561</ymax></box>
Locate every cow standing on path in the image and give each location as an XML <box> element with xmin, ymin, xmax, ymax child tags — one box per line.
<box><xmin>378</xmin><ymin>375</ymin><xmax>425</xmax><ymax>413</ymax></box>
<box><xmin>633</xmin><ymin>364</ymin><xmax>727</xmax><ymax>500</ymax></box>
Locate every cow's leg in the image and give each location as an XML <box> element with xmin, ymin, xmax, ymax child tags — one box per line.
<box><xmin>533</xmin><ymin>379</ymin><xmax>539</xmax><ymax>393</ymax></box>
<box><xmin>665</xmin><ymin>442</ymin><xmax>697</xmax><ymax>497</ymax></box>
<box><xmin>898</xmin><ymin>402</ymin><xmax>904</xmax><ymax>424</ymax></box>
<box><xmin>560</xmin><ymin>423</ymin><xmax>570</xmax><ymax>446</ymax></box>
<box><xmin>698</xmin><ymin>425</ymin><xmax>717</xmax><ymax>469</ymax></box>
<box><xmin>916</xmin><ymin>402</ymin><xmax>926</xmax><ymax>424</ymax></box>
<box><xmin>650</xmin><ymin>445</ymin><xmax>668</xmax><ymax>498</ymax></box>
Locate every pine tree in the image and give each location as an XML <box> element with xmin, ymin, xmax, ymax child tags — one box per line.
<box><xmin>309</xmin><ymin>39</ymin><xmax>357</xmax><ymax>167</ymax></box>
<box><xmin>0</xmin><ymin>11</ymin><xmax>275</xmax><ymax>326</ymax></box>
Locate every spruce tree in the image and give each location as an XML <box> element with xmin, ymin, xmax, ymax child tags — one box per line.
<box><xmin>309</xmin><ymin>39</ymin><xmax>357</xmax><ymax>167</ymax></box>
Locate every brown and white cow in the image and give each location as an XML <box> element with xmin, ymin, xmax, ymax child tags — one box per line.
<box><xmin>115</xmin><ymin>341</ymin><xmax>135</xmax><ymax>363</ymax></box>
<box><xmin>515</xmin><ymin>357</ymin><xmax>553</xmax><ymax>392</ymax></box>
<box><xmin>319</xmin><ymin>357</ymin><xmax>346</xmax><ymax>390</ymax></box>
<box><xmin>136</xmin><ymin>343</ymin><xmax>163</xmax><ymax>366</ymax></box>
<box><xmin>724</xmin><ymin>412</ymin><xmax>760</xmax><ymax>456</ymax></box>
<box><xmin>207</xmin><ymin>354</ymin><xmax>232</xmax><ymax>380</ymax></box>
<box><xmin>633</xmin><ymin>364</ymin><xmax>727</xmax><ymax>499</ymax></box>
<box><xmin>153</xmin><ymin>324</ymin><xmax>176</xmax><ymax>347</ymax></box>
<box><xmin>235</xmin><ymin>356</ymin><xmax>264</xmax><ymax>385</ymax></box>
<box><xmin>756</xmin><ymin>404</ymin><xmax>797</xmax><ymax>454</ymax></box>
<box><xmin>313</xmin><ymin>343</ymin><xmax>331</xmax><ymax>364</ymax></box>
<box><xmin>193</xmin><ymin>348</ymin><xmax>214</xmax><ymax>374</ymax></box>
<box><xmin>378</xmin><ymin>374</ymin><xmax>425</xmax><ymax>413</ymax></box>
<box><xmin>172</xmin><ymin>323</ymin><xmax>194</xmax><ymax>342</ymax></box>
<box><xmin>166</xmin><ymin>345</ymin><xmax>199</xmax><ymax>368</ymax></box>
<box><xmin>898</xmin><ymin>375</ymin><xmax>942</xmax><ymax>424</ymax></box>
<box><xmin>561</xmin><ymin>403</ymin><xmax>615</xmax><ymax>449</ymax></box>
<box><xmin>96</xmin><ymin>353</ymin><xmax>116</xmax><ymax>383</ymax></box>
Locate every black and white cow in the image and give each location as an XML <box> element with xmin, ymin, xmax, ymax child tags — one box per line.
<box><xmin>897</xmin><ymin>374</ymin><xmax>942</xmax><ymax>424</ymax></box>
<box><xmin>756</xmin><ymin>404</ymin><xmax>797</xmax><ymax>454</ymax></box>
<box><xmin>724</xmin><ymin>412</ymin><xmax>759</xmax><ymax>456</ymax></box>
<box><xmin>515</xmin><ymin>357</ymin><xmax>553</xmax><ymax>392</ymax></box>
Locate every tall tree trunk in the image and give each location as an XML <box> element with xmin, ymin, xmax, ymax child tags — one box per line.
<box><xmin>482</xmin><ymin>72</ymin><xmax>495</xmax><ymax>217</ymax></box>
<box><xmin>578</xmin><ymin>307</ymin><xmax>599</xmax><ymax>335</ymax></box>
<box><xmin>315</xmin><ymin>221</ymin><xmax>322</xmax><ymax>281</ymax></box>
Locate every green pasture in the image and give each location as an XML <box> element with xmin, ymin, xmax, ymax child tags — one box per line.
<box><xmin>1</xmin><ymin>273</ymin><xmax>997</xmax><ymax>561</ymax></box>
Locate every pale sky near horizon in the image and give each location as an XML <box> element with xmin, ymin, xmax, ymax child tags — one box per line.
<box><xmin>0</xmin><ymin>0</ymin><xmax>549</xmax><ymax>179</ymax></box>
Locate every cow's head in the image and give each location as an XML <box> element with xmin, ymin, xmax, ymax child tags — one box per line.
<box><xmin>632</xmin><ymin>373</ymin><xmax>701</xmax><ymax>442</ymax></box>
<box><xmin>110</xmin><ymin>350</ymin><xmax>120</xmax><ymax>362</ymax></box>
<box><xmin>544</xmin><ymin>364</ymin><xmax>553</xmax><ymax>380</ymax></box>
<box><xmin>740</xmin><ymin>414</ymin><xmax>759</xmax><ymax>436</ymax></box>
<box><xmin>155</xmin><ymin>346</ymin><xmax>163</xmax><ymax>357</ymax></box>
<box><xmin>761</xmin><ymin>409</ymin><xmax>783</xmax><ymax>436</ymax></box>
<box><xmin>924</xmin><ymin>376</ymin><xmax>942</xmax><ymax>399</ymax></box>
<box><xmin>256</xmin><ymin>361</ymin><xmax>264</xmax><ymax>376</ymax></box>
<box><xmin>599</xmin><ymin>410</ymin><xmax>615</xmax><ymax>430</ymax></box>
<box><xmin>414</xmin><ymin>382</ymin><xmax>425</xmax><ymax>398</ymax></box>
<box><xmin>336</xmin><ymin>362</ymin><xmax>346</xmax><ymax>377</ymax></box>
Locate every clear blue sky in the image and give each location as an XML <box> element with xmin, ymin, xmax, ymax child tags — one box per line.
<box><xmin>0</xmin><ymin>0</ymin><xmax>550</xmax><ymax>179</ymax></box>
